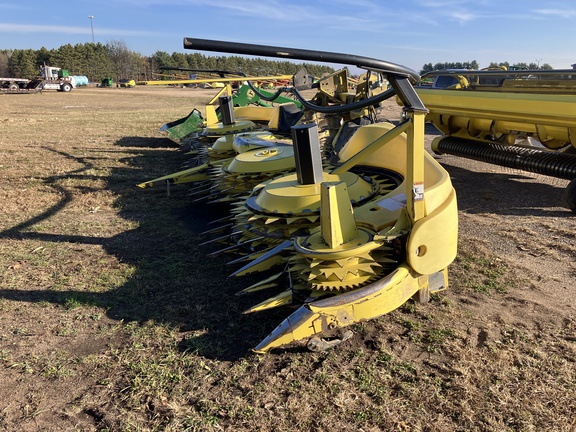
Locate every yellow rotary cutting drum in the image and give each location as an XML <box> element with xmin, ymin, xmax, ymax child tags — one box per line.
<box><xmin>142</xmin><ymin>37</ymin><xmax>460</xmax><ymax>352</ymax></box>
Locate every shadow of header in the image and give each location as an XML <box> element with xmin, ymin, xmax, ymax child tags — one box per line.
<box><xmin>0</xmin><ymin>136</ymin><xmax>283</xmax><ymax>361</ymax></box>
<box><xmin>439</xmin><ymin>162</ymin><xmax>570</xmax><ymax>217</ymax></box>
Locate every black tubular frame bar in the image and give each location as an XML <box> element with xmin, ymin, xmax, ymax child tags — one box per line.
<box><xmin>183</xmin><ymin>37</ymin><xmax>426</xmax><ymax>112</ymax></box>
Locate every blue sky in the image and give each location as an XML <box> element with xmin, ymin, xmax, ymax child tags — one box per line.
<box><xmin>1</xmin><ymin>0</ymin><xmax>575</xmax><ymax>73</ymax></box>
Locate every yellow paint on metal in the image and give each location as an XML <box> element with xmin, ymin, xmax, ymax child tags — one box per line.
<box><xmin>252</xmin><ymin>264</ymin><xmax>446</xmax><ymax>353</ymax></box>
<box><xmin>232</xmin><ymin>131</ymin><xmax>292</xmax><ymax>153</ymax></box>
<box><xmin>320</xmin><ymin>182</ymin><xmax>358</xmax><ymax>248</ymax></box>
<box><xmin>238</xmin><ymin>272</ymin><xmax>283</xmax><ymax>293</ymax></box>
<box><xmin>232</xmin><ymin>103</ymin><xmax>303</xmax><ymax>131</ymax></box>
<box><xmin>494</xmin><ymin>78</ymin><xmax>576</xmax><ymax>94</ymax></box>
<box><xmin>208</xmin><ymin>84</ymin><xmax>233</xmax><ymax>105</ymax></box>
<box><xmin>295</xmin><ymin>228</ymin><xmax>379</xmax><ymax>259</ymax></box>
<box><xmin>351</xmin><ymin>72</ymin><xmax>388</xmax><ymax>119</ymax></box>
<box><xmin>137</xmin><ymin>75</ymin><xmax>292</xmax><ymax>86</ymax></box>
<box><xmin>136</xmin><ymin>163</ymin><xmax>210</xmax><ymax>188</ymax></box>
<box><xmin>233</xmin><ymin>106</ymin><xmax>277</xmax><ymax>123</ymax></box>
<box><xmin>210</xmin><ymin>135</ymin><xmax>236</xmax><ymax>152</ymax></box>
<box><xmin>205</xmin><ymin>104</ymin><xmax>218</xmax><ymax>126</ymax></box>
<box><xmin>407</xmin><ymin>188</ymin><xmax>458</xmax><ymax>275</ymax></box>
<box><xmin>332</xmin><ymin>121</ymin><xmax>411</xmax><ymax>175</ymax></box>
<box><xmin>333</xmin><ymin>121</ymin><xmax>454</xmax><ymax>230</ymax></box>
<box><xmin>146</xmin><ymin>65</ymin><xmax>459</xmax><ymax>352</ymax></box>
<box><xmin>243</xmin><ymin>289</ymin><xmax>293</xmax><ymax>314</ymax></box>
<box><xmin>416</xmin><ymin>88</ymin><xmax>576</xmax><ymax>149</ymax></box>
<box><xmin>238</xmin><ymin>111</ymin><xmax>457</xmax><ymax>351</ymax></box>
<box><xmin>252</xmin><ymin>172</ymin><xmax>375</xmax><ymax>215</ymax></box>
<box><xmin>225</xmin><ymin>146</ymin><xmax>295</xmax><ymax>173</ymax></box>
<box><xmin>204</xmin><ymin>120</ymin><xmax>256</xmax><ymax>136</ymax></box>
<box><xmin>405</xmin><ymin>111</ymin><xmax>426</xmax><ymax>221</ymax></box>
<box><xmin>316</xmin><ymin>69</ymin><xmax>349</xmax><ymax>103</ymax></box>
<box><xmin>266</xmin><ymin>103</ymin><xmax>303</xmax><ymax>130</ymax></box>
<box><xmin>233</xmin><ymin>253</ymin><xmax>285</xmax><ymax>277</ymax></box>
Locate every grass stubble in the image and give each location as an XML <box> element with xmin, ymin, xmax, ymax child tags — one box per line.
<box><xmin>0</xmin><ymin>88</ymin><xmax>574</xmax><ymax>431</ymax></box>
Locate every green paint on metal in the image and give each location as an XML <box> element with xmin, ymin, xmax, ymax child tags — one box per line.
<box><xmin>162</xmin><ymin>109</ymin><xmax>205</xmax><ymax>140</ymax></box>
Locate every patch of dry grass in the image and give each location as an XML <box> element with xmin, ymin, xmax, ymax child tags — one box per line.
<box><xmin>0</xmin><ymin>89</ymin><xmax>574</xmax><ymax>431</ymax></box>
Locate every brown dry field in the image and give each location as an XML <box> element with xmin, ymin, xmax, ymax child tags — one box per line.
<box><xmin>0</xmin><ymin>86</ymin><xmax>575</xmax><ymax>431</ymax></box>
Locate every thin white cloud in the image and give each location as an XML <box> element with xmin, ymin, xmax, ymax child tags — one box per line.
<box><xmin>318</xmin><ymin>0</ymin><xmax>392</xmax><ymax>15</ymax></box>
<box><xmin>109</xmin><ymin>0</ymin><xmax>316</xmax><ymax>22</ymax></box>
<box><xmin>0</xmin><ymin>3</ymin><xmax>29</xmax><ymax>10</ymax></box>
<box><xmin>533</xmin><ymin>8</ymin><xmax>576</xmax><ymax>18</ymax></box>
<box><xmin>204</xmin><ymin>1</ymin><xmax>302</xmax><ymax>21</ymax></box>
<box><xmin>108</xmin><ymin>0</ymin><xmax>392</xmax><ymax>24</ymax></box>
<box><xmin>0</xmin><ymin>23</ymin><xmax>165</xmax><ymax>37</ymax></box>
<box><xmin>414</xmin><ymin>0</ymin><xmax>472</xmax><ymax>7</ymax></box>
<box><xmin>411</xmin><ymin>0</ymin><xmax>483</xmax><ymax>25</ymax></box>
<box><xmin>449</xmin><ymin>10</ymin><xmax>478</xmax><ymax>23</ymax></box>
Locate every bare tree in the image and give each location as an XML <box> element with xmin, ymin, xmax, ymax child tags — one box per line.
<box><xmin>0</xmin><ymin>50</ymin><xmax>10</xmax><ymax>76</ymax></box>
<box><xmin>106</xmin><ymin>40</ymin><xmax>133</xmax><ymax>80</ymax></box>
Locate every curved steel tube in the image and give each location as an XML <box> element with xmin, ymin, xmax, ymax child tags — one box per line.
<box><xmin>183</xmin><ymin>37</ymin><xmax>424</xmax><ymax>112</ymax></box>
<box><xmin>183</xmin><ymin>38</ymin><xmax>420</xmax><ymax>84</ymax></box>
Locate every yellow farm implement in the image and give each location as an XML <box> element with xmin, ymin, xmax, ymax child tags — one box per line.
<box><xmin>140</xmin><ymin>38</ymin><xmax>458</xmax><ymax>353</ymax></box>
<box><xmin>412</xmin><ymin>69</ymin><xmax>576</xmax><ymax>211</ymax></box>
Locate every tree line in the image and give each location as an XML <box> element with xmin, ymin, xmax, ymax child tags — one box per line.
<box><xmin>0</xmin><ymin>41</ymin><xmax>336</xmax><ymax>83</ymax></box>
<box><xmin>0</xmin><ymin>41</ymin><xmax>559</xmax><ymax>83</ymax></box>
<box><xmin>420</xmin><ymin>61</ymin><xmax>553</xmax><ymax>74</ymax></box>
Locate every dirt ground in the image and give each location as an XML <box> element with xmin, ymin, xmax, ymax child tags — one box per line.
<box><xmin>0</xmin><ymin>86</ymin><xmax>575</xmax><ymax>431</ymax></box>
<box><xmin>379</xmin><ymin>99</ymin><xmax>576</xmax><ymax>319</ymax></box>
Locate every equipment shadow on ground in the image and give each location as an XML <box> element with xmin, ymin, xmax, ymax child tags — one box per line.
<box><xmin>438</xmin><ymin>160</ymin><xmax>571</xmax><ymax>217</ymax></box>
<box><xmin>0</xmin><ymin>136</ymin><xmax>286</xmax><ymax>361</ymax></box>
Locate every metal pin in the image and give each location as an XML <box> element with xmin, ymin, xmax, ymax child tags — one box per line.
<box><xmin>208</xmin><ymin>215</ymin><xmax>235</xmax><ymax>225</ymax></box>
<box><xmin>186</xmin><ymin>186</ymin><xmax>213</xmax><ymax>196</ymax></box>
<box><xmin>229</xmin><ymin>240</ymin><xmax>291</xmax><ymax>277</ymax></box>
<box><xmin>207</xmin><ymin>236</ymin><xmax>265</xmax><ymax>257</ymax></box>
<box><xmin>186</xmin><ymin>180</ymin><xmax>212</xmax><ymax>191</ymax></box>
<box><xmin>226</xmin><ymin>250</ymin><xmax>262</xmax><ymax>266</ymax></box>
<box><xmin>200</xmin><ymin>223</ymin><xmax>234</xmax><ymax>235</ymax></box>
<box><xmin>199</xmin><ymin>231</ymin><xmax>242</xmax><ymax>246</ymax></box>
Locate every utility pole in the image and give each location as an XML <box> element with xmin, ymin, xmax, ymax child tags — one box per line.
<box><xmin>88</xmin><ymin>16</ymin><xmax>95</xmax><ymax>83</ymax></box>
<box><xmin>89</xmin><ymin>16</ymin><xmax>95</xmax><ymax>43</ymax></box>
<box><xmin>535</xmin><ymin>58</ymin><xmax>542</xmax><ymax>69</ymax></box>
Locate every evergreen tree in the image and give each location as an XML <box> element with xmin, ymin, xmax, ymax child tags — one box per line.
<box><xmin>151</xmin><ymin>51</ymin><xmax>176</xmax><ymax>79</ymax></box>
<box><xmin>92</xmin><ymin>43</ymin><xmax>113</xmax><ymax>82</ymax></box>
<box><xmin>10</xmin><ymin>49</ymin><xmax>38</xmax><ymax>78</ymax></box>
<box><xmin>171</xmin><ymin>52</ymin><xmax>189</xmax><ymax>70</ymax></box>
<box><xmin>52</xmin><ymin>43</ymin><xmax>76</xmax><ymax>71</ymax></box>
<box><xmin>420</xmin><ymin>63</ymin><xmax>433</xmax><ymax>74</ymax></box>
<box><xmin>36</xmin><ymin>47</ymin><xmax>53</xmax><ymax>68</ymax></box>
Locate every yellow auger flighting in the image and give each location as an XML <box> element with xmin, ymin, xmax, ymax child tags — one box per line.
<box><xmin>409</xmin><ymin>68</ymin><xmax>576</xmax><ymax>212</ymax></box>
<box><xmin>167</xmin><ymin>38</ymin><xmax>459</xmax><ymax>353</ymax></box>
